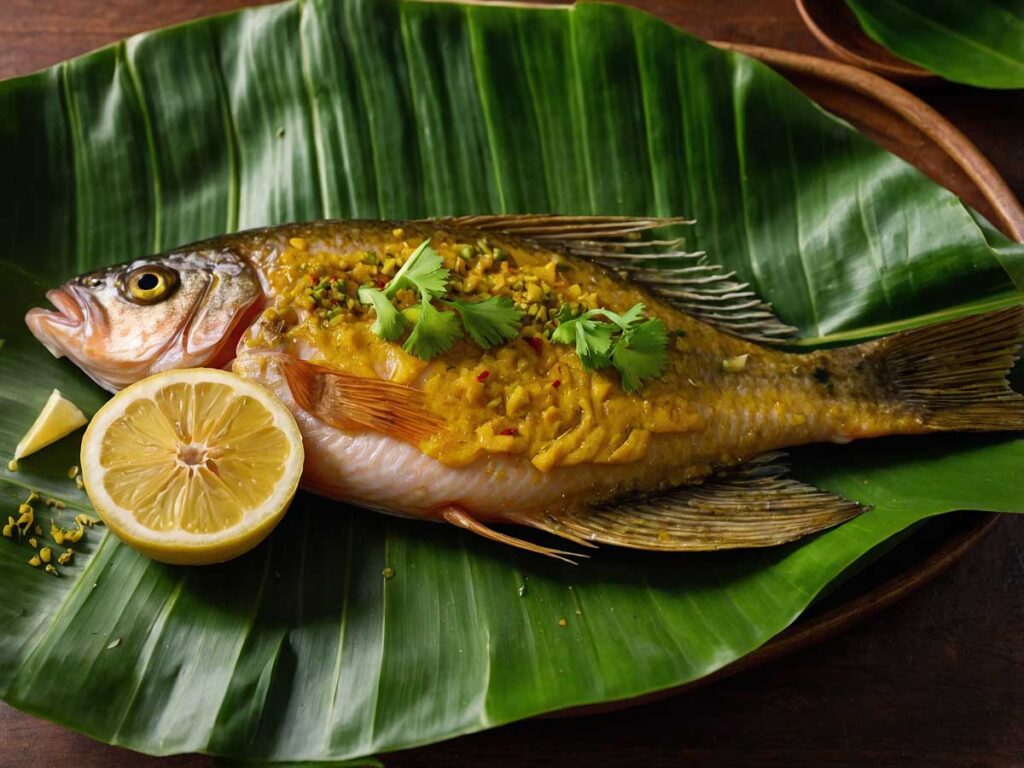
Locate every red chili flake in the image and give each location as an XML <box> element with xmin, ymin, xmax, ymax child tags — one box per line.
<box><xmin>499</xmin><ymin>427</ymin><xmax>519</xmax><ymax>437</ymax></box>
<box><xmin>374</xmin><ymin>277</ymin><xmax>387</xmax><ymax>288</ymax></box>
<box><xmin>476</xmin><ymin>370</ymin><xmax>491</xmax><ymax>383</ymax></box>
<box><xmin>308</xmin><ymin>272</ymin><xmax>318</xmax><ymax>283</ymax></box>
<box><xmin>527</xmin><ymin>336</ymin><xmax>543</xmax><ymax>353</ymax></box>
<box><xmin>552</xmin><ymin>379</ymin><xmax>562</xmax><ymax>389</ymax></box>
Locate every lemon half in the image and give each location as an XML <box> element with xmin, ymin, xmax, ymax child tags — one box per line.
<box><xmin>81</xmin><ymin>368</ymin><xmax>304</xmax><ymax>565</ymax></box>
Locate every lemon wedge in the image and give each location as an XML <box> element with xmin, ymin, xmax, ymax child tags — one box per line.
<box><xmin>80</xmin><ymin>368</ymin><xmax>304</xmax><ymax>565</ymax></box>
<box><xmin>15</xmin><ymin>388</ymin><xmax>88</xmax><ymax>460</ymax></box>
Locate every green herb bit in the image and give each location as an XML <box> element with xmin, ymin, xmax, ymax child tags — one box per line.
<box><xmin>357</xmin><ymin>286</ymin><xmax>407</xmax><ymax>341</ymax></box>
<box><xmin>610</xmin><ymin>319</ymin><xmax>669</xmax><ymax>393</ymax></box>
<box><xmin>551</xmin><ymin>305</ymin><xmax>614</xmax><ymax>369</ymax></box>
<box><xmin>447</xmin><ymin>296</ymin><xmax>523</xmax><ymax>349</ymax></box>
<box><xmin>402</xmin><ymin>298</ymin><xmax>462</xmax><ymax>361</ymax></box>
<box><xmin>552</xmin><ymin>302</ymin><xmax>669</xmax><ymax>393</ymax></box>
<box><xmin>385</xmin><ymin>240</ymin><xmax>449</xmax><ymax>300</ymax></box>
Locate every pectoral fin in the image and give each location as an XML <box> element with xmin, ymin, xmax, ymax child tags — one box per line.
<box><xmin>280</xmin><ymin>357</ymin><xmax>442</xmax><ymax>445</ymax></box>
<box><xmin>533</xmin><ymin>453</ymin><xmax>867</xmax><ymax>551</ymax></box>
<box><xmin>436</xmin><ymin>214</ymin><xmax>795</xmax><ymax>344</ymax></box>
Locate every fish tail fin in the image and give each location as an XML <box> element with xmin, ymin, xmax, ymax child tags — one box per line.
<box><xmin>876</xmin><ymin>305</ymin><xmax>1024</xmax><ymax>431</ymax></box>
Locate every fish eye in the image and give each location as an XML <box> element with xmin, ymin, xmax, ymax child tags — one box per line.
<box><xmin>121</xmin><ymin>265</ymin><xmax>179</xmax><ymax>305</ymax></box>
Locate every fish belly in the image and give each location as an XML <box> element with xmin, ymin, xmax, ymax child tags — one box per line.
<box><xmin>232</xmin><ymin>352</ymin><xmax>643</xmax><ymax>522</ymax></box>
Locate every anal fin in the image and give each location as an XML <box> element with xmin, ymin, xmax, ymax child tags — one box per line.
<box><xmin>279</xmin><ymin>357</ymin><xmax>442</xmax><ymax>445</ymax></box>
<box><xmin>533</xmin><ymin>452</ymin><xmax>867</xmax><ymax>551</ymax></box>
<box><xmin>433</xmin><ymin>214</ymin><xmax>795</xmax><ymax>344</ymax></box>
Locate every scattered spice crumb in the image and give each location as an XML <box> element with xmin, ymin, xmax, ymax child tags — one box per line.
<box><xmin>106</xmin><ymin>638</ymin><xmax>121</xmax><ymax>650</ymax></box>
<box><xmin>6</xmin><ymin>459</ymin><xmax>17</xmax><ymax>472</ymax></box>
<box><xmin>27</xmin><ymin>555</ymin><xmax>41</xmax><ymax>568</ymax></box>
<box><xmin>382</xmin><ymin>566</ymin><xmax>396</xmax><ymax>579</ymax></box>
<box><xmin>39</xmin><ymin>546</ymin><xmax>52</xmax><ymax>564</ymax></box>
<box><xmin>57</xmin><ymin>549</ymin><xmax>74</xmax><ymax>566</ymax></box>
<box><xmin>476</xmin><ymin>370</ymin><xmax>490</xmax><ymax>383</ymax></box>
<box><xmin>67</xmin><ymin>465</ymin><xmax>79</xmax><ymax>479</ymax></box>
<box><xmin>721</xmin><ymin>354</ymin><xmax>749</xmax><ymax>373</ymax></box>
<box><xmin>27</xmin><ymin>537</ymin><xmax>37</xmax><ymax>549</ymax></box>
<box><xmin>518</xmin><ymin>583</ymin><xmax>528</xmax><ymax>597</ymax></box>
<box><xmin>44</xmin><ymin>564</ymin><xmax>58</xmax><ymax>577</ymax></box>
<box><xmin>557</xmin><ymin>618</ymin><xmax>568</xmax><ymax>627</ymax></box>
<box><xmin>551</xmin><ymin>379</ymin><xmax>561</xmax><ymax>389</ymax></box>
<box><xmin>498</xmin><ymin>427</ymin><xmax>519</xmax><ymax>437</ymax></box>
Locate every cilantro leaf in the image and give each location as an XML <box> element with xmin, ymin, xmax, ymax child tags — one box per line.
<box><xmin>553</xmin><ymin>303</ymin><xmax>668</xmax><ymax>390</ymax></box>
<box><xmin>551</xmin><ymin>305</ymin><xmax>614</xmax><ymax>369</ymax></box>
<box><xmin>357</xmin><ymin>286</ymin><xmax>407</xmax><ymax>341</ymax></box>
<box><xmin>402</xmin><ymin>297</ymin><xmax>463</xmax><ymax>360</ymax></box>
<box><xmin>609</xmin><ymin>318</ymin><xmax>669</xmax><ymax>393</ymax></box>
<box><xmin>386</xmin><ymin>239</ymin><xmax>449</xmax><ymax>300</ymax></box>
<box><xmin>615</xmin><ymin>302</ymin><xmax>646</xmax><ymax>329</ymax></box>
<box><xmin>447</xmin><ymin>296</ymin><xmax>523</xmax><ymax>349</ymax></box>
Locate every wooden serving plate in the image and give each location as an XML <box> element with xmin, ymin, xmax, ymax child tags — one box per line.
<box><xmin>794</xmin><ymin>0</ymin><xmax>937</xmax><ymax>83</ymax></box>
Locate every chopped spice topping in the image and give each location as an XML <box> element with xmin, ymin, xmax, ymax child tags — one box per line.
<box><xmin>44</xmin><ymin>564</ymin><xmax>59</xmax><ymax>576</ymax></box>
<box><xmin>476</xmin><ymin>370</ymin><xmax>491</xmax><ymax>383</ymax></box>
<box><xmin>57</xmin><ymin>549</ymin><xmax>74</xmax><ymax>566</ymax></box>
<box><xmin>6</xmin><ymin>459</ymin><xmax>17</xmax><ymax>472</ymax></box>
<box><xmin>721</xmin><ymin>354</ymin><xmax>749</xmax><ymax>373</ymax></box>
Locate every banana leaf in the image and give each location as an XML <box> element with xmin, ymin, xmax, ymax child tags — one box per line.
<box><xmin>845</xmin><ymin>0</ymin><xmax>1024</xmax><ymax>89</ymax></box>
<box><xmin>0</xmin><ymin>0</ymin><xmax>1022</xmax><ymax>762</ymax></box>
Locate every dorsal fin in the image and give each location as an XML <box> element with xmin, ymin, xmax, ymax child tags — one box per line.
<box><xmin>279</xmin><ymin>357</ymin><xmax>442</xmax><ymax>445</ymax></box>
<box><xmin>530</xmin><ymin>452</ymin><xmax>867</xmax><ymax>551</ymax></box>
<box><xmin>434</xmin><ymin>214</ymin><xmax>796</xmax><ymax>345</ymax></box>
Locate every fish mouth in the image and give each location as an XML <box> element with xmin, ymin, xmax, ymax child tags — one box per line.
<box><xmin>28</xmin><ymin>287</ymin><xmax>85</xmax><ymax>328</ymax></box>
<box><xmin>25</xmin><ymin>286</ymin><xmax>87</xmax><ymax>357</ymax></box>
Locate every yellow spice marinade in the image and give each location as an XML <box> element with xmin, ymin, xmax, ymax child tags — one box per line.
<box><xmin>235</xmin><ymin>220</ymin><xmax>920</xmax><ymax>478</ymax></box>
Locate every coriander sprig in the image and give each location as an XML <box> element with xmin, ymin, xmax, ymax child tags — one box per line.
<box><xmin>358</xmin><ymin>240</ymin><xmax>523</xmax><ymax>360</ymax></box>
<box><xmin>551</xmin><ymin>303</ymin><xmax>668</xmax><ymax>393</ymax></box>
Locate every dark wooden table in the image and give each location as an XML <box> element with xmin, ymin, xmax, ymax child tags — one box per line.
<box><xmin>1</xmin><ymin>1</ymin><xmax>1022</xmax><ymax>766</ymax></box>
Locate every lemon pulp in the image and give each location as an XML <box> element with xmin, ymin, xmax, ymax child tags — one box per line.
<box><xmin>81</xmin><ymin>368</ymin><xmax>303</xmax><ymax>565</ymax></box>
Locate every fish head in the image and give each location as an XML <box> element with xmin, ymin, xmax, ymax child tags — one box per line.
<box><xmin>25</xmin><ymin>248</ymin><xmax>263</xmax><ymax>392</ymax></box>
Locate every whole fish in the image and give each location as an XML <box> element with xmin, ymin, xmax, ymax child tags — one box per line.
<box><xmin>26</xmin><ymin>216</ymin><xmax>1024</xmax><ymax>559</ymax></box>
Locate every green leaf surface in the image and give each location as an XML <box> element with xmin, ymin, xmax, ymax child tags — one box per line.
<box><xmin>0</xmin><ymin>0</ymin><xmax>1022</xmax><ymax>763</ymax></box>
<box><xmin>845</xmin><ymin>0</ymin><xmax>1024</xmax><ymax>89</ymax></box>
<box><xmin>447</xmin><ymin>296</ymin><xmax>523</xmax><ymax>349</ymax></box>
